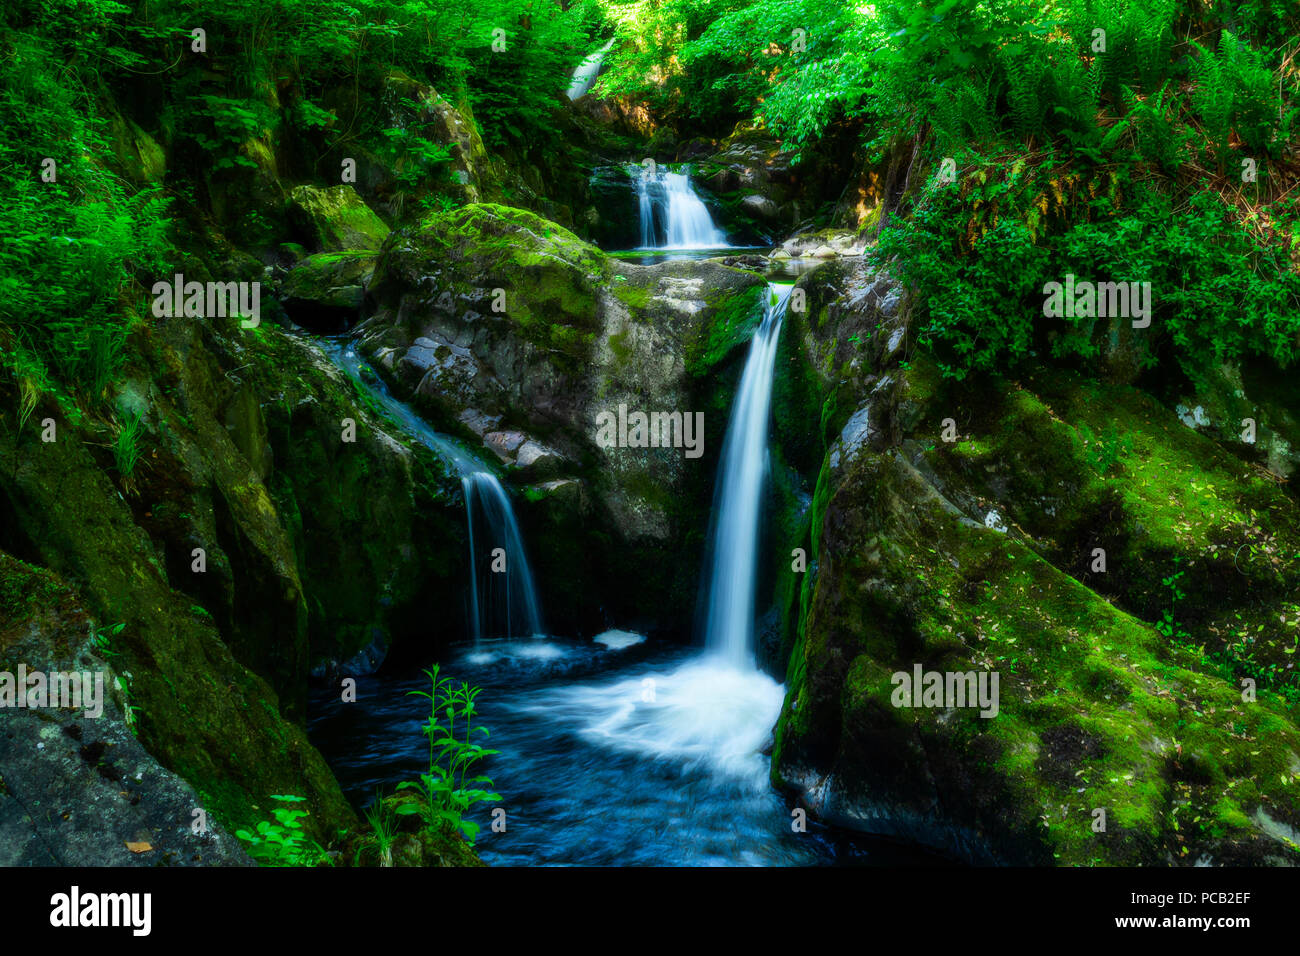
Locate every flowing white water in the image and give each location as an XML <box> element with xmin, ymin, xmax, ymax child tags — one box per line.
<box><xmin>635</xmin><ymin>165</ymin><xmax>728</xmax><ymax>249</ymax></box>
<box><xmin>326</xmin><ymin>344</ymin><xmax>543</xmax><ymax>645</ymax></box>
<box><xmin>536</xmin><ymin>656</ymin><xmax>786</xmax><ymax>784</ymax></box>
<box><xmin>702</xmin><ymin>283</ymin><xmax>794</xmax><ymax>667</ymax></box>
<box><xmin>637</xmin><ymin>172</ymin><xmax>655</xmax><ymax>248</ymax></box>
<box><xmin>566</xmin><ymin>39</ymin><xmax>614</xmax><ymax>100</ymax></box>
<box><xmin>461</xmin><ymin>472</ymin><xmax>544</xmax><ymax>643</ymax></box>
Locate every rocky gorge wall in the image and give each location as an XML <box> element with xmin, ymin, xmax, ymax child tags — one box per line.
<box><xmin>768</xmin><ymin>257</ymin><xmax>1300</xmax><ymax>865</ymax></box>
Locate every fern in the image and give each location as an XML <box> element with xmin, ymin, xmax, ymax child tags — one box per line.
<box><xmin>1123</xmin><ymin>82</ymin><xmax>1185</xmax><ymax>171</ymax></box>
<box><xmin>1191</xmin><ymin>38</ymin><xmax>1237</xmax><ymax>166</ymax></box>
<box><xmin>1003</xmin><ymin>48</ymin><xmax>1045</xmax><ymax>138</ymax></box>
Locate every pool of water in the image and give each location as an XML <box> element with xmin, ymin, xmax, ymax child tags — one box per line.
<box><xmin>309</xmin><ymin>639</ymin><xmax>954</xmax><ymax>867</ymax></box>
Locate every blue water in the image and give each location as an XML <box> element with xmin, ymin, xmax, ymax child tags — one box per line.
<box><xmin>308</xmin><ymin>639</ymin><xmax>950</xmax><ymax>866</ymax></box>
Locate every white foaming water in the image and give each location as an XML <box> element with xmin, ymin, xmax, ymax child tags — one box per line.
<box><xmin>593</xmin><ymin>629</ymin><xmax>646</xmax><ymax>650</ymax></box>
<box><xmin>566</xmin><ymin>40</ymin><xmax>614</xmax><ymax>100</ymax></box>
<box><xmin>461</xmin><ymin>639</ymin><xmax>567</xmax><ymax>668</ymax></box>
<box><xmin>702</xmin><ymin>283</ymin><xmax>794</xmax><ymax>667</ymax></box>
<box><xmin>635</xmin><ymin>166</ymin><xmax>728</xmax><ymax>249</ymax></box>
<box><xmin>326</xmin><ymin>345</ymin><xmax>544</xmax><ymax>646</ymax></box>
<box><xmin>534</xmin><ymin>657</ymin><xmax>785</xmax><ymax>786</ymax></box>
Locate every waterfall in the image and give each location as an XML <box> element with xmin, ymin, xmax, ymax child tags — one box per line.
<box><xmin>701</xmin><ymin>283</ymin><xmax>794</xmax><ymax>667</ymax></box>
<box><xmin>326</xmin><ymin>344</ymin><xmax>544</xmax><ymax>644</ymax></box>
<box><xmin>461</xmin><ymin>473</ymin><xmax>544</xmax><ymax>643</ymax></box>
<box><xmin>566</xmin><ymin>39</ymin><xmax>614</xmax><ymax>100</ymax></box>
<box><xmin>637</xmin><ymin>172</ymin><xmax>655</xmax><ymax>248</ymax></box>
<box><xmin>634</xmin><ymin>165</ymin><xmax>728</xmax><ymax>249</ymax></box>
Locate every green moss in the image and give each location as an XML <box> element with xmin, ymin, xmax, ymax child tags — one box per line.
<box><xmin>685</xmin><ymin>284</ymin><xmax>765</xmax><ymax>377</ymax></box>
<box><xmin>401</xmin><ymin>203</ymin><xmax>608</xmax><ymax>373</ymax></box>
<box><xmin>611</xmin><ymin>279</ymin><xmax>652</xmax><ymax>311</ymax></box>
<box><xmin>777</xmin><ymin>438</ymin><xmax>1300</xmax><ymax>865</ymax></box>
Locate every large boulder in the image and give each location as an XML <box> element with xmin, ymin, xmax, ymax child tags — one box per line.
<box><xmin>357</xmin><ymin>202</ymin><xmax>769</xmax><ymax>635</ymax></box>
<box><xmin>0</xmin><ymin>553</ymin><xmax>250</xmax><ymax>866</ymax></box>
<box><xmin>278</xmin><ymin>251</ymin><xmax>378</xmax><ymax>332</ymax></box>
<box><xmin>0</xmin><ymin>288</ymin><xmax>470</xmax><ymax>848</ymax></box>
<box><xmin>288</xmin><ymin>185</ymin><xmax>390</xmax><ymax>252</ymax></box>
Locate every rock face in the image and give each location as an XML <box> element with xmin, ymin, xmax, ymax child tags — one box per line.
<box><xmin>0</xmin><ymin>554</ymin><xmax>250</xmax><ymax>866</ymax></box>
<box><xmin>358</xmin><ymin>202</ymin><xmax>769</xmax><ymax>635</ymax></box>
<box><xmin>584</xmin><ymin>164</ymin><xmax>642</xmax><ymax>249</ymax></box>
<box><xmin>771</xmin><ymin>257</ymin><xmax>1300</xmax><ymax>866</ymax></box>
<box><xmin>0</xmin><ymin>288</ymin><xmax>472</xmax><ymax>848</ymax></box>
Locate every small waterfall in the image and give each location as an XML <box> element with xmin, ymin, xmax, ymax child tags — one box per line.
<box><xmin>567</xmin><ymin>39</ymin><xmax>615</xmax><ymax>100</ymax></box>
<box><xmin>461</xmin><ymin>473</ymin><xmax>544</xmax><ymax>643</ymax></box>
<box><xmin>326</xmin><ymin>344</ymin><xmax>544</xmax><ymax>644</ymax></box>
<box><xmin>634</xmin><ymin>165</ymin><xmax>728</xmax><ymax>249</ymax></box>
<box><xmin>701</xmin><ymin>283</ymin><xmax>794</xmax><ymax>667</ymax></box>
<box><xmin>637</xmin><ymin>173</ymin><xmax>655</xmax><ymax>248</ymax></box>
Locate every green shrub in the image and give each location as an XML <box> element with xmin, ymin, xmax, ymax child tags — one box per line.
<box><xmin>235</xmin><ymin>795</ymin><xmax>332</xmax><ymax>867</ymax></box>
<box><xmin>878</xmin><ymin>167</ymin><xmax>1300</xmax><ymax>381</ymax></box>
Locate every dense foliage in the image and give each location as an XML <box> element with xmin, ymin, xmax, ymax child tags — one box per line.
<box><xmin>0</xmin><ymin>0</ymin><xmax>603</xmax><ymax>414</ymax></box>
<box><xmin>599</xmin><ymin>0</ymin><xmax>1300</xmax><ymax>380</ymax></box>
<box><xmin>3</xmin><ymin>0</ymin><xmax>1298</xmax><ymax>404</ymax></box>
<box><xmin>878</xmin><ymin>164</ymin><xmax>1300</xmax><ymax>382</ymax></box>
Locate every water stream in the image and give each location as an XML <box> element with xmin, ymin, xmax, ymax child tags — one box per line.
<box><xmin>326</xmin><ymin>342</ymin><xmax>543</xmax><ymax>644</ymax></box>
<box><xmin>566</xmin><ymin>39</ymin><xmax>614</xmax><ymax>100</ymax></box>
<box><xmin>702</xmin><ymin>283</ymin><xmax>792</xmax><ymax>667</ymax></box>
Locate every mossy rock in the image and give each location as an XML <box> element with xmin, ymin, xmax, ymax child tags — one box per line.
<box><xmin>775</xmin><ymin>447</ymin><xmax>1300</xmax><ymax>865</ymax></box>
<box><xmin>0</xmin><ymin>399</ymin><xmax>354</xmax><ymax>843</ymax></box>
<box><xmin>288</xmin><ymin>184</ymin><xmax>390</xmax><ymax>252</ymax></box>
<box><xmin>774</xmin><ymin>254</ymin><xmax>1300</xmax><ymax>864</ymax></box>
<box><xmin>279</xmin><ymin>251</ymin><xmax>378</xmax><ymax>332</ymax></box>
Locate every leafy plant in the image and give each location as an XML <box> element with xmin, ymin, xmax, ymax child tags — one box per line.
<box><xmin>235</xmin><ymin>795</ymin><xmax>332</xmax><ymax>867</ymax></box>
<box><xmin>1077</xmin><ymin>422</ymin><xmax>1132</xmax><ymax>475</ymax></box>
<box><xmin>395</xmin><ymin>664</ymin><xmax>499</xmax><ymax>845</ymax></box>
<box><xmin>877</xmin><ymin>170</ymin><xmax>1300</xmax><ymax>381</ymax></box>
<box><xmin>113</xmin><ymin>411</ymin><xmax>143</xmax><ymax>480</ymax></box>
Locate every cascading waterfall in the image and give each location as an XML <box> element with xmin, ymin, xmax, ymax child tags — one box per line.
<box><xmin>702</xmin><ymin>283</ymin><xmax>794</xmax><ymax>668</ymax></box>
<box><xmin>307</xmin><ymin>288</ymin><xmax>920</xmax><ymax>867</ymax></box>
<box><xmin>326</xmin><ymin>344</ymin><xmax>543</xmax><ymax>645</ymax></box>
<box><xmin>634</xmin><ymin>165</ymin><xmax>728</xmax><ymax>249</ymax></box>
<box><xmin>566</xmin><ymin>39</ymin><xmax>614</xmax><ymax>100</ymax></box>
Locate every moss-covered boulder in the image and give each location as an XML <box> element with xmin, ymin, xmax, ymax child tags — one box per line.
<box><xmin>279</xmin><ymin>251</ymin><xmax>378</xmax><ymax>332</ymax></box>
<box><xmin>0</xmin><ymin>552</ymin><xmax>251</xmax><ymax>865</ymax></box>
<box><xmin>288</xmin><ymin>184</ymin><xmax>390</xmax><ymax>252</ymax></box>
<box><xmin>771</xmin><ymin>257</ymin><xmax>1300</xmax><ymax>865</ymax></box>
<box><xmin>0</xmin><ymin>397</ymin><xmax>353</xmax><ymax>842</ymax></box>
<box><xmin>0</xmin><ymin>294</ymin><xmax>472</xmax><ymax>848</ymax></box>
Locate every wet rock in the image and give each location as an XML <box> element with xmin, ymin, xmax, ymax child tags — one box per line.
<box><xmin>359</xmin><ymin>202</ymin><xmax>768</xmax><ymax>635</ymax></box>
<box><xmin>279</xmin><ymin>251</ymin><xmax>377</xmax><ymax>332</ymax></box>
<box><xmin>0</xmin><ymin>554</ymin><xmax>250</xmax><ymax>865</ymax></box>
